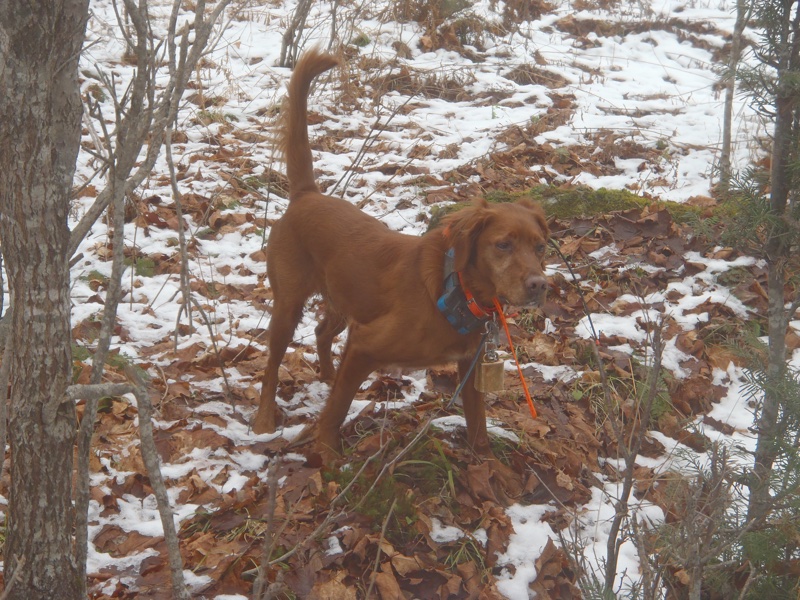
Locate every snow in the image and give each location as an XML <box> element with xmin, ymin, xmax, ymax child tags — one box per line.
<box><xmin>0</xmin><ymin>0</ymin><xmax>777</xmax><ymax>596</ymax></box>
<box><xmin>430</xmin><ymin>518</ymin><xmax>467</xmax><ymax>543</ymax></box>
<box><xmin>496</xmin><ymin>505</ymin><xmax>559</xmax><ymax>599</ymax></box>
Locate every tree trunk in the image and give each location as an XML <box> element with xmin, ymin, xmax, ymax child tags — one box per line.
<box><xmin>747</xmin><ymin>23</ymin><xmax>797</xmax><ymax>520</ymax></box>
<box><xmin>0</xmin><ymin>2</ymin><xmax>90</xmax><ymax>598</ymax></box>
<box><xmin>719</xmin><ymin>0</ymin><xmax>749</xmax><ymax>191</ymax></box>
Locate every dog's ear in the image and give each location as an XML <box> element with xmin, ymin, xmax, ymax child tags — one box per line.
<box><xmin>442</xmin><ymin>200</ymin><xmax>492</xmax><ymax>272</ymax></box>
<box><xmin>519</xmin><ymin>199</ymin><xmax>549</xmax><ymax>238</ymax></box>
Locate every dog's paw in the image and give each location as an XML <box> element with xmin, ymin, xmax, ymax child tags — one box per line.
<box><xmin>252</xmin><ymin>412</ymin><xmax>277</xmax><ymax>435</ymax></box>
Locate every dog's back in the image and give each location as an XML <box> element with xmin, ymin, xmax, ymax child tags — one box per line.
<box><xmin>269</xmin><ymin>49</ymin><xmax>419</xmax><ymax>324</ymax></box>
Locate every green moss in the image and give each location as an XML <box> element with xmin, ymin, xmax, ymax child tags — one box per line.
<box><xmin>106</xmin><ymin>352</ymin><xmax>132</xmax><ymax>369</ymax></box>
<box><xmin>648</xmin><ymin>389</ymin><xmax>674</xmax><ymax>424</ymax></box>
<box><xmin>72</xmin><ymin>344</ymin><xmax>91</xmax><ymax>362</ymax></box>
<box><xmin>196</xmin><ymin>109</ymin><xmax>236</xmax><ymax>124</ymax></box>
<box><xmin>351</xmin><ymin>31</ymin><xmax>371</xmax><ymax>47</ymax></box>
<box><xmin>243</xmin><ymin>175</ymin><xmax>269</xmax><ymax>190</ymax></box>
<box><xmin>530</xmin><ymin>185</ymin><xmax>647</xmax><ymax>219</ymax></box>
<box><xmin>427</xmin><ymin>184</ymin><xmax>710</xmax><ymax>227</ymax></box>
<box><xmin>124</xmin><ymin>257</ymin><xmax>156</xmax><ymax>277</ymax></box>
<box><xmin>717</xmin><ymin>266</ymin><xmax>752</xmax><ymax>287</ymax></box>
<box><xmin>135</xmin><ymin>257</ymin><xmax>156</xmax><ymax>277</ymax></box>
<box><xmin>657</xmin><ymin>200</ymin><xmax>705</xmax><ymax>224</ymax></box>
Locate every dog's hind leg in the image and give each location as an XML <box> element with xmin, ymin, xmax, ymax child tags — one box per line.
<box><xmin>314</xmin><ymin>310</ymin><xmax>347</xmax><ymax>382</ymax></box>
<box><xmin>254</xmin><ymin>253</ymin><xmax>315</xmax><ymax>434</ymax></box>
<box><xmin>253</xmin><ymin>296</ymin><xmax>305</xmax><ymax>434</ymax></box>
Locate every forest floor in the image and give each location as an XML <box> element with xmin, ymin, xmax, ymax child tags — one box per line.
<box><xmin>2</xmin><ymin>0</ymin><xmax>796</xmax><ymax>598</ymax></box>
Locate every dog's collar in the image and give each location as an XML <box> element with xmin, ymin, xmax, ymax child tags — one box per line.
<box><xmin>437</xmin><ymin>249</ymin><xmax>498</xmax><ymax>334</ymax></box>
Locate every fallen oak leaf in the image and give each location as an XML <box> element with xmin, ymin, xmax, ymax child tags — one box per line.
<box><xmin>373</xmin><ymin>562</ymin><xmax>403</xmax><ymax>600</ymax></box>
<box><xmin>308</xmin><ymin>570</ymin><xmax>357</xmax><ymax>600</ymax></box>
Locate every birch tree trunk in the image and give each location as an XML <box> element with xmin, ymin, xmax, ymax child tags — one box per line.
<box><xmin>0</xmin><ymin>1</ymin><xmax>90</xmax><ymax>598</ymax></box>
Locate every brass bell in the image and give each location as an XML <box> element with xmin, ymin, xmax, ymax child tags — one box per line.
<box><xmin>474</xmin><ymin>349</ymin><xmax>504</xmax><ymax>393</ymax></box>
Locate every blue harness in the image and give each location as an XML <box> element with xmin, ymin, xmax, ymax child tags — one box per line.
<box><xmin>436</xmin><ymin>249</ymin><xmax>493</xmax><ymax>335</ymax></box>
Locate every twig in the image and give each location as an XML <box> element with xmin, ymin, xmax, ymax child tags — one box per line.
<box><xmin>125</xmin><ymin>364</ymin><xmax>190</xmax><ymax>600</ymax></box>
<box><xmin>279</xmin><ymin>0</ymin><xmax>314</xmax><ymax>68</ymax></box>
<box><xmin>67</xmin><ymin>0</ymin><xmax>235</xmax><ymax>258</ymax></box>
<box><xmin>71</xmin><ymin>2</ymin><xmax>235</xmax><ymax>582</ymax></box>
<box><xmin>0</xmin><ymin>332</ymin><xmax>12</xmax><ymax>471</ymax></box>
<box><xmin>785</xmin><ymin>293</ymin><xmax>800</xmax><ymax>323</ymax></box>
<box><xmin>736</xmin><ymin>562</ymin><xmax>757</xmax><ymax>600</ymax></box>
<box><xmin>75</xmin><ymin>138</ymin><xmax>131</xmax><ymax>588</ymax></box>
<box><xmin>188</xmin><ymin>293</ymin><xmax>235</xmax><ymax>402</ymax></box>
<box><xmin>267</xmin><ymin>437</ymin><xmax>392</xmax><ymax>567</ymax></box>
<box><xmin>252</xmin><ymin>460</ymin><xmax>283</xmax><ymax>599</ymax></box>
<box><xmin>364</xmin><ymin>498</ymin><xmax>397</xmax><ymax>599</ymax></box>
<box><xmin>358</xmin><ymin>416</ymin><xmax>434</xmax><ymax>507</ymax></box>
<box><xmin>164</xmin><ymin>126</ymin><xmax>195</xmax><ymax>347</ymax></box>
<box><xmin>0</xmin><ymin>556</ymin><xmax>26</xmax><ymax>600</ymax></box>
<box><xmin>630</xmin><ymin>514</ymin><xmax>662</xmax><ymax>600</ymax></box>
<box><xmin>67</xmin><ymin>383</ymin><xmax>136</xmax><ymax>401</ymax></box>
<box><xmin>329</xmin><ymin>95</ymin><xmax>416</xmax><ymax>198</ymax></box>
<box><xmin>604</xmin><ymin>323</ymin><xmax>664</xmax><ymax>593</ymax></box>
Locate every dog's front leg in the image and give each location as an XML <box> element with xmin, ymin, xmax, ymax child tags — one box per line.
<box><xmin>458</xmin><ymin>357</ymin><xmax>522</xmax><ymax>500</ymax></box>
<box><xmin>457</xmin><ymin>358</ymin><xmax>492</xmax><ymax>455</ymax></box>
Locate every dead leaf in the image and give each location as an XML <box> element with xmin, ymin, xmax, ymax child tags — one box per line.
<box><xmin>308</xmin><ymin>571</ymin><xmax>356</xmax><ymax>600</ymax></box>
<box><xmin>373</xmin><ymin>563</ymin><xmax>403</xmax><ymax>600</ymax></box>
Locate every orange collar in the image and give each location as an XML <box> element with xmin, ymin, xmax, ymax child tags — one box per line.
<box><xmin>457</xmin><ymin>271</ymin><xmax>499</xmax><ymax>320</ymax></box>
<box><xmin>438</xmin><ymin>248</ymin><xmax>498</xmax><ymax>335</ymax></box>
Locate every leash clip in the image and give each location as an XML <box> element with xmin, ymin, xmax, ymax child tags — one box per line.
<box><xmin>484</xmin><ymin>319</ymin><xmax>500</xmax><ymax>361</ymax></box>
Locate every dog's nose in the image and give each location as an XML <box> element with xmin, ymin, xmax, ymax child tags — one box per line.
<box><xmin>526</xmin><ymin>275</ymin><xmax>548</xmax><ymax>297</ymax></box>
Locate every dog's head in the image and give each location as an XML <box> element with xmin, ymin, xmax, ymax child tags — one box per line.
<box><xmin>443</xmin><ymin>199</ymin><xmax>549</xmax><ymax>308</ymax></box>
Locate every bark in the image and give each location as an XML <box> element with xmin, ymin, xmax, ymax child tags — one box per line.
<box><xmin>747</xmin><ymin>0</ymin><xmax>800</xmax><ymax>523</ymax></box>
<box><xmin>719</xmin><ymin>0</ymin><xmax>749</xmax><ymax>190</ymax></box>
<box><xmin>0</xmin><ymin>1</ymin><xmax>90</xmax><ymax>598</ymax></box>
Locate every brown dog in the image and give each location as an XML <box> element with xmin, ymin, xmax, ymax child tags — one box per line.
<box><xmin>254</xmin><ymin>48</ymin><xmax>549</xmax><ymax>468</ymax></box>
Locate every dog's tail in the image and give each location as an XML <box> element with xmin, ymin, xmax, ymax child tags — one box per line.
<box><xmin>280</xmin><ymin>48</ymin><xmax>339</xmax><ymax>199</ymax></box>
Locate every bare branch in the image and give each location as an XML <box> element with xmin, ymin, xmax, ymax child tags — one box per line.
<box><xmin>125</xmin><ymin>364</ymin><xmax>190</xmax><ymax>600</ymax></box>
<box><xmin>0</xmin><ymin>330</ymin><xmax>11</xmax><ymax>465</ymax></box>
<box><xmin>0</xmin><ymin>556</ymin><xmax>26</xmax><ymax>600</ymax></box>
<box><xmin>67</xmin><ymin>382</ymin><xmax>135</xmax><ymax>401</ymax></box>
<box><xmin>252</xmin><ymin>460</ymin><xmax>283</xmax><ymax>599</ymax></box>
<box><xmin>164</xmin><ymin>127</ymin><xmax>194</xmax><ymax>345</ymax></box>
<box><xmin>604</xmin><ymin>321</ymin><xmax>664</xmax><ymax>593</ymax></box>
<box><xmin>364</xmin><ymin>498</ymin><xmax>397</xmax><ymax>599</ymax></box>
<box><xmin>74</xmin><ymin>104</ymin><xmax>132</xmax><ymax>588</ymax></box>
<box><xmin>71</xmin><ymin>1</ymin><xmax>236</xmax><ymax>591</ymax></box>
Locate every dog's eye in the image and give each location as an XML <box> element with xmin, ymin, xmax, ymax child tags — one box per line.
<box><xmin>536</xmin><ymin>243</ymin><xmax>546</xmax><ymax>254</ymax></box>
<box><xmin>496</xmin><ymin>241</ymin><xmax>512</xmax><ymax>252</ymax></box>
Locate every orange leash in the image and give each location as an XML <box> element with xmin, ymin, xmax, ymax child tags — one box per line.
<box><xmin>493</xmin><ymin>298</ymin><xmax>538</xmax><ymax>419</ymax></box>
